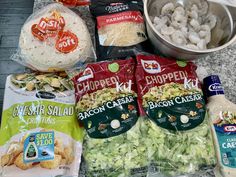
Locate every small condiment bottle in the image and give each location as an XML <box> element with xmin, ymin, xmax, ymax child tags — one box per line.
<box><xmin>204</xmin><ymin>75</ymin><xmax>236</xmax><ymax>177</ymax></box>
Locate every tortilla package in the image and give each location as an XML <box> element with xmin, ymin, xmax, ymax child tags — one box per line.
<box><xmin>135</xmin><ymin>54</ymin><xmax>216</xmax><ymax>176</ymax></box>
<box><xmin>12</xmin><ymin>3</ymin><xmax>94</xmax><ymax>72</ymax></box>
<box><xmin>0</xmin><ymin>73</ymin><xmax>83</xmax><ymax>177</ymax></box>
<box><xmin>90</xmin><ymin>0</ymin><xmax>151</xmax><ymax>60</ymax></box>
<box><xmin>72</xmin><ymin>58</ymin><xmax>148</xmax><ymax>177</ymax></box>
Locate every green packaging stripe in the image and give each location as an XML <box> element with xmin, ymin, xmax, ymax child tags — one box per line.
<box><xmin>0</xmin><ymin>100</ymin><xmax>84</xmax><ymax>145</ymax></box>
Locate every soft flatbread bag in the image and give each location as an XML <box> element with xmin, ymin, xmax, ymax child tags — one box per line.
<box><xmin>0</xmin><ymin>73</ymin><xmax>83</xmax><ymax>177</ymax></box>
<box><xmin>12</xmin><ymin>3</ymin><xmax>95</xmax><ymax>72</ymax></box>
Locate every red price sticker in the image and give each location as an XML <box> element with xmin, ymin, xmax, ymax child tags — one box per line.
<box><xmin>37</xmin><ymin>18</ymin><xmax>48</xmax><ymax>33</ymax></box>
<box><xmin>31</xmin><ymin>24</ymin><xmax>48</xmax><ymax>41</ymax></box>
<box><xmin>58</xmin><ymin>16</ymin><xmax>65</xmax><ymax>29</ymax></box>
<box><xmin>47</xmin><ymin>19</ymin><xmax>59</xmax><ymax>31</ymax></box>
<box><xmin>55</xmin><ymin>31</ymin><xmax>78</xmax><ymax>53</ymax></box>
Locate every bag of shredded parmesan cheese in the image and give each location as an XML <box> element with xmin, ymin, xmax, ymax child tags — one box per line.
<box><xmin>72</xmin><ymin>58</ymin><xmax>149</xmax><ymax>177</ymax></box>
<box><xmin>0</xmin><ymin>72</ymin><xmax>83</xmax><ymax>177</ymax></box>
<box><xmin>135</xmin><ymin>54</ymin><xmax>216</xmax><ymax>177</ymax></box>
<box><xmin>90</xmin><ymin>0</ymin><xmax>151</xmax><ymax>60</ymax></box>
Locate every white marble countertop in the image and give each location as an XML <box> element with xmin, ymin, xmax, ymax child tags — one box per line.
<box><xmin>195</xmin><ymin>45</ymin><xmax>236</xmax><ymax>103</ymax></box>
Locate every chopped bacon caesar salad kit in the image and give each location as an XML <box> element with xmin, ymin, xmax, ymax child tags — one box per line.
<box><xmin>135</xmin><ymin>55</ymin><xmax>216</xmax><ymax>176</ymax></box>
<box><xmin>0</xmin><ymin>0</ymin><xmax>235</xmax><ymax>177</ymax></box>
<box><xmin>72</xmin><ymin>59</ymin><xmax>148</xmax><ymax>177</ymax></box>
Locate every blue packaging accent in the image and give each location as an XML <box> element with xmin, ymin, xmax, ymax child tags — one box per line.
<box><xmin>214</xmin><ymin>124</ymin><xmax>236</xmax><ymax>168</ymax></box>
<box><xmin>23</xmin><ymin>131</ymin><xmax>54</xmax><ymax>163</ymax></box>
<box><xmin>203</xmin><ymin>75</ymin><xmax>224</xmax><ymax>97</ymax></box>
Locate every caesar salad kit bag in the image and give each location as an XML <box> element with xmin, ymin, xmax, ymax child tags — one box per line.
<box><xmin>0</xmin><ymin>73</ymin><xmax>83</xmax><ymax>177</ymax></box>
<box><xmin>71</xmin><ymin>58</ymin><xmax>148</xmax><ymax>177</ymax></box>
<box><xmin>90</xmin><ymin>0</ymin><xmax>151</xmax><ymax>60</ymax></box>
<box><xmin>135</xmin><ymin>54</ymin><xmax>217</xmax><ymax>176</ymax></box>
<box><xmin>12</xmin><ymin>3</ymin><xmax>95</xmax><ymax>72</ymax></box>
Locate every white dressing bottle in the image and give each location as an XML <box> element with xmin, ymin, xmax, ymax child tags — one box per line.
<box><xmin>204</xmin><ymin>75</ymin><xmax>236</xmax><ymax>177</ymax></box>
<box><xmin>24</xmin><ymin>135</ymin><xmax>38</xmax><ymax>161</ymax></box>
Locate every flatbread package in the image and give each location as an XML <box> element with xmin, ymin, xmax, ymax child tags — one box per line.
<box><xmin>135</xmin><ymin>54</ymin><xmax>217</xmax><ymax>176</ymax></box>
<box><xmin>12</xmin><ymin>3</ymin><xmax>95</xmax><ymax>72</ymax></box>
<box><xmin>72</xmin><ymin>58</ymin><xmax>148</xmax><ymax>177</ymax></box>
<box><xmin>0</xmin><ymin>73</ymin><xmax>83</xmax><ymax>177</ymax></box>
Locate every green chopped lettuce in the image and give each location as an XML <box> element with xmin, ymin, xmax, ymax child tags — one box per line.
<box><xmin>142</xmin><ymin>117</ymin><xmax>216</xmax><ymax>176</ymax></box>
<box><xmin>83</xmin><ymin>117</ymin><xmax>216</xmax><ymax>177</ymax></box>
<box><xmin>83</xmin><ymin>119</ymin><xmax>148</xmax><ymax>177</ymax></box>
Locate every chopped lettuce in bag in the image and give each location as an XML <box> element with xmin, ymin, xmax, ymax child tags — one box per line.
<box><xmin>0</xmin><ymin>73</ymin><xmax>83</xmax><ymax>177</ymax></box>
<box><xmin>72</xmin><ymin>58</ymin><xmax>148</xmax><ymax>177</ymax></box>
<box><xmin>142</xmin><ymin>118</ymin><xmax>216</xmax><ymax>177</ymax></box>
<box><xmin>83</xmin><ymin>119</ymin><xmax>148</xmax><ymax>177</ymax></box>
<box><xmin>135</xmin><ymin>54</ymin><xmax>216</xmax><ymax>176</ymax></box>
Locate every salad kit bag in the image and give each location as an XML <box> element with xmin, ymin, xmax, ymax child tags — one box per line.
<box><xmin>90</xmin><ymin>0</ymin><xmax>151</xmax><ymax>60</ymax></box>
<box><xmin>12</xmin><ymin>3</ymin><xmax>95</xmax><ymax>72</ymax></box>
<box><xmin>0</xmin><ymin>73</ymin><xmax>83</xmax><ymax>177</ymax></box>
<box><xmin>72</xmin><ymin>58</ymin><xmax>148</xmax><ymax>177</ymax></box>
<box><xmin>135</xmin><ymin>54</ymin><xmax>217</xmax><ymax>176</ymax></box>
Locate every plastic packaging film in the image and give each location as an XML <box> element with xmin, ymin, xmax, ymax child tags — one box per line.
<box><xmin>11</xmin><ymin>3</ymin><xmax>95</xmax><ymax>72</ymax></box>
<box><xmin>0</xmin><ymin>72</ymin><xmax>84</xmax><ymax>177</ymax></box>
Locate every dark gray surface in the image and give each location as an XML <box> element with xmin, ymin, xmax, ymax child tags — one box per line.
<box><xmin>0</xmin><ymin>0</ymin><xmax>34</xmax><ymax>118</ymax></box>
